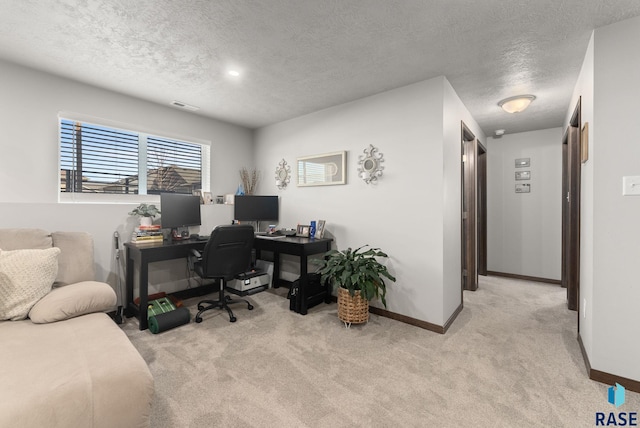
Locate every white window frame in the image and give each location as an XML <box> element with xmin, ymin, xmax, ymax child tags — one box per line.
<box><xmin>58</xmin><ymin>112</ymin><xmax>210</xmax><ymax>204</ymax></box>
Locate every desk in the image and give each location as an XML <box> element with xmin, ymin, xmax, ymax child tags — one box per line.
<box><xmin>253</xmin><ymin>236</ymin><xmax>332</xmax><ymax>315</ymax></box>
<box><xmin>125</xmin><ymin>236</ymin><xmax>332</xmax><ymax>330</ymax></box>
<box><xmin>125</xmin><ymin>240</ymin><xmax>206</xmax><ymax>330</ymax></box>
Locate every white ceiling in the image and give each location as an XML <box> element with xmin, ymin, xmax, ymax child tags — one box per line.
<box><xmin>1</xmin><ymin>1</ymin><xmax>640</xmax><ymax>136</ymax></box>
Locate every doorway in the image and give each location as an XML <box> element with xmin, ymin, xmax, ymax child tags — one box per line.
<box><xmin>461</xmin><ymin>122</ymin><xmax>487</xmax><ymax>291</ymax></box>
<box><xmin>562</xmin><ymin>98</ymin><xmax>581</xmax><ymax>313</ymax></box>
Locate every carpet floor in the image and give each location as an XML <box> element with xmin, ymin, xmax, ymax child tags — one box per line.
<box><xmin>122</xmin><ymin>275</ymin><xmax>639</xmax><ymax>427</ymax></box>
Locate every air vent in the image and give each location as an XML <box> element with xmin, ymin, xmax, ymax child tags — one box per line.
<box><xmin>170</xmin><ymin>101</ymin><xmax>199</xmax><ymax>111</ymax></box>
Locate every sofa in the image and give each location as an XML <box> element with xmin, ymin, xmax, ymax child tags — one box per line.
<box><xmin>0</xmin><ymin>229</ymin><xmax>153</xmax><ymax>428</ymax></box>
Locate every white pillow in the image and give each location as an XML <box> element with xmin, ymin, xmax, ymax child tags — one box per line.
<box><xmin>0</xmin><ymin>247</ymin><xmax>60</xmax><ymax>321</ymax></box>
<box><xmin>29</xmin><ymin>281</ymin><xmax>116</xmax><ymax>323</ymax></box>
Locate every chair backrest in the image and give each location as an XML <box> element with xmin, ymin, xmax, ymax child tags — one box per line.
<box><xmin>201</xmin><ymin>224</ymin><xmax>255</xmax><ymax>281</ymax></box>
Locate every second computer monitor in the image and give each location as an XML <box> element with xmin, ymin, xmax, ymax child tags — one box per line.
<box><xmin>234</xmin><ymin>195</ymin><xmax>278</xmax><ymax>222</ymax></box>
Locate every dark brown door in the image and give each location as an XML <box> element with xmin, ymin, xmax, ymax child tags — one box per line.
<box><xmin>562</xmin><ymin>100</ymin><xmax>581</xmax><ymax>312</ymax></box>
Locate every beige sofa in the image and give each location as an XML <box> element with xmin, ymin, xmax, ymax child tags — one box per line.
<box><xmin>0</xmin><ymin>229</ymin><xmax>153</xmax><ymax>428</ymax></box>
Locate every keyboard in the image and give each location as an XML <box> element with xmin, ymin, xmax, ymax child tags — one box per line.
<box><xmin>255</xmin><ymin>234</ymin><xmax>286</xmax><ymax>240</ymax></box>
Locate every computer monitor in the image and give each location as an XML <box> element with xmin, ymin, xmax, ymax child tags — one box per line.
<box><xmin>234</xmin><ymin>195</ymin><xmax>278</xmax><ymax>222</ymax></box>
<box><xmin>160</xmin><ymin>193</ymin><xmax>201</xmax><ymax>233</ymax></box>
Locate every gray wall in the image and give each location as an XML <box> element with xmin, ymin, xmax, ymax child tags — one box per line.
<box><xmin>591</xmin><ymin>17</ymin><xmax>640</xmax><ymax>381</ymax></box>
<box><xmin>486</xmin><ymin>128</ymin><xmax>563</xmax><ymax>280</ymax></box>
<box><xmin>254</xmin><ymin>76</ymin><xmax>484</xmax><ymax>327</ymax></box>
<box><xmin>0</xmin><ymin>60</ymin><xmax>253</xmax><ymax>296</ymax></box>
<box><xmin>567</xmin><ymin>15</ymin><xmax>640</xmax><ymax>383</ymax></box>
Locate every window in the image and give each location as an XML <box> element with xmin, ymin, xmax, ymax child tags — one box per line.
<box><xmin>59</xmin><ymin>118</ymin><xmax>207</xmax><ymax>197</ymax></box>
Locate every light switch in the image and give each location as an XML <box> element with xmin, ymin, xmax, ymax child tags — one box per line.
<box><xmin>623</xmin><ymin>176</ymin><xmax>640</xmax><ymax>196</ymax></box>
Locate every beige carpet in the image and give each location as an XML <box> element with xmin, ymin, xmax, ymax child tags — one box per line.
<box><xmin>122</xmin><ymin>276</ymin><xmax>639</xmax><ymax>427</ymax></box>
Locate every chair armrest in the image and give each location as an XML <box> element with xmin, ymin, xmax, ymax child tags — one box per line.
<box><xmin>190</xmin><ymin>249</ymin><xmax>202</xmax><ymax>259</ymax></box>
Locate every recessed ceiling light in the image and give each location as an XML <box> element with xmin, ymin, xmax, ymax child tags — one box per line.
<box><xmin>228</xmin><ymin>70</ymin><xmax>240</xmax><ymax>77</ymax></box>
<box><xmin>498</xmin><ymin>95</ymin><xmax>536</xmax><ymax>113</ymax></box>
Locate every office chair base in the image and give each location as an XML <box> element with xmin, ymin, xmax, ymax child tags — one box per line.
<box><xmin>194</xmin><ymin>295</ymin><xmax>253</xmax><ymax>323</ymax></box>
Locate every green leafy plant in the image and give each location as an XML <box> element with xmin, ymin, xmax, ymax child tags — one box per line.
<box><xmin>316</xmin><ymin>245</ymin><xmax>396</xmax><ymax>307</ymax></box>
<box><xmin>128</xmin><ymin>203</ymin><xmax>161</xmax><ymax>218</ymax></box>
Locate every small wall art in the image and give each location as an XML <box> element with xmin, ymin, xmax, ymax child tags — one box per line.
<box><xmin>515</xmin><ymin>171</ymin><xmax>531</xmax><ymax>181</ymax></box>
<box><xmin>581</xmin><ymin>122</ymin><xmax>589</xmax><ymax>163</ymax></box>
<box><xmin>515</xmin><ymin>183</ymin><xmax>531</xmax><ymax>193</ymax></box>
<box><xmin>515</xmin><ymin>158</ymin><xmax>530</xmax><ymax>168</ymax></box>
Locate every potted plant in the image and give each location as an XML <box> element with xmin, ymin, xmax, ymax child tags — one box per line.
<box><xmin>128</xmin><ymin>203</ymin><xmax>161</xmax><ymax>226</ymax></box>
<box><xmin>316</xmin><ymin>245</ymin><xmax>396</xmax><ymax>327</ymax></box>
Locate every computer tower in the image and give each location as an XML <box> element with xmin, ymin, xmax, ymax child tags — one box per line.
<box><xmin>287</xmin><ymin>273</ymin><xmax>329</xmax><ymax>313</ymax></box>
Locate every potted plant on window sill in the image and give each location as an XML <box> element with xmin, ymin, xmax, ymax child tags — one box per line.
<box><xmin>316</xmin><ymin>245</ymin><xmax>396</xmax><ymax>327</ymax></box>
<box><xmin>128</xmin><ymin>203</ymin><xmax>161</xmax><ymax>227</ymax></box>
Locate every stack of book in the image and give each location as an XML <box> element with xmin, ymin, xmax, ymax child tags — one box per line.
<box><xmin>131</xmin><ymin>225</ymin><xmax>163</xmax><ymax>244</ymax></box>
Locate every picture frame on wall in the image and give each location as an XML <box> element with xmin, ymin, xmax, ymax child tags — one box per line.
<box><xmin>297</xmin><ymin>151</ymin><xmax>347</xmax><ymax>186</ymax></box>
<box><xmin>581</xmin><ymin>122</ymin><xmax>589</xmax><ymax>163</ymax></box>
<box><xmin>515</xmin><ymin>171</ymin><xmax>531</xmax><ymax>180</ymax></box>
<box><xmin>515</xmin><ymin>158</ymin><xmax>530</xmax><ymax>168</ymax></box>
<box><xmin>515</xmin><ymin>183</ymin><xmax>531</xmax><ymax>193</ymax></box>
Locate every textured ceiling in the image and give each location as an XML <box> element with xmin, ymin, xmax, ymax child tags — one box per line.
<box><xmin>1</xmin><ymin>1</ymin><xmax>640</xmax><ymax>136</ymax></box>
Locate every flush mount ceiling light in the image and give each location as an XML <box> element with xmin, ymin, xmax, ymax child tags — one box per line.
<box><xmin>498</xmin><ymin>95</ymin><xmax>536</xmax><ymax>113</ymax></box>
<box><xmin>228</xmin><ymin>70</ymin><xmax>240</xmax><ymax>77</ymax></box>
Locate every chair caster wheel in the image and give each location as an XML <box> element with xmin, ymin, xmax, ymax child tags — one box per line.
<box><xmin>248</xmin><ymin>304</ymin><xmax>254</xmax><ymax>310</ymax></box>
<box><xmin>230</xmin><ymin>316</ymin><xmax>237</xmax><ymax>323</ymax></box>
<box><xmin>195</xmin><ymin>317</ymin><xmax>202</xmax><ymax>323</ymax></box>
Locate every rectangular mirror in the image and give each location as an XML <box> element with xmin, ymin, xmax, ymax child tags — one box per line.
<box><xmin>297</xmin><ymin>151</ymin><xmax>346</xmax><ymax>186</ymax></box>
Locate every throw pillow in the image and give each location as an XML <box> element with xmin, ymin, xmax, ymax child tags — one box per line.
<box><xmin>29</xmin><ymin>281</ymin><xmax>117</xmax><ymax>323</ymax></box>
<box><xmin>0</xmin><ymin>247</ymin><xmax>60</xmax><ymax>321</ymax></box>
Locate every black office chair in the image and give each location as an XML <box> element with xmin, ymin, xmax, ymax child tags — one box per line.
<box><xmin>190</xmin><ymin>224</ymin><xmax>255</xmax><ymax>323</ymax></box>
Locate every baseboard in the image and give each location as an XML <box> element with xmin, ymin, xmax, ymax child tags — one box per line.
<box><xmin>443</xmin><ymin>303</ymin><xmax>464</xmax><ymax>333</ymax></box>
<box><xmin>486</xmin><ymin>270</ymin><xmax>561</xmax><ymax>285</ymax></box>
<box><xmin>328</xmin><ymin>293</ymin><xmax>454</xmax><ymax>334</ymax></box>
<box><xmin>577</xmin><ymin>333</ymin><xmax>640</xmax><ymax>393</ymax></box>
<box><xmin>368</xmin><ymin>305</ymin><xmax>446</xmax><ymax>334</ymax></box>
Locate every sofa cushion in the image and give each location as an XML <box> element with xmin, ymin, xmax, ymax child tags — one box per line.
<box><xmin>29</xmin><ymin>281</ymin><xmax>117</xmax><ymax>324</ymax></box>
<box><xmin>51</xmin><ymin>232</ymin><xmax>96</xmax><ymax>286</ymax></box>
<box><xmin>0</xmin><ymin>313</ymin><xmax>154</xmax><ymax>428</ymax></box>
<box><xmin>0</xmin><ymin>228</ymin><xmax>52</xmax><ymax>250</ymax></box>
<box><xmin>0</xmin><ymin>248</ymin><xmax>60</xmax><ymax>321</ymax></box>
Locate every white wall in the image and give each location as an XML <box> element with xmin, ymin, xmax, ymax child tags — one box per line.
<box><xmin>567</xmin><ymin>32</ymin><xmax>595</xmax><ymax>360</ymax></box>
<box><xmin>254</xmin><ymin>76</ymin><xmax>483</xmax><ymax>327</ymax></box>
<box><xmin>588</xmin><ymin>16</ymin><xmax>640</xmax><ymax>382</ymax></box>
<box><xmin>0</xmin><ymin>60</ymin><xmax>253</xmax><ymax>296</ymax></box>
<box><xmin>486</xmin><ymin>128</ymin><xmax>563</xmax><ymax>280</ymax></box>
<box><xmin>442</xmin><ymin>80</ymin><xmax>486</xmax><ymax>320</ymax></box>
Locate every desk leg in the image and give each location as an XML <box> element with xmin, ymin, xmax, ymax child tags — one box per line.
<box><xmin>138</xmin><ymin>255</ymin><xmax>149</xmax><ymax>330</ymax></box>
<box><xmin>124</xmin><ymin>247</ymin><xmax>134</xmax><ymax>318</ymax></box>
<box><xmin>299</xmin><ymin>255</ymin><xmax>308</xmax><ymax>315</ymax></box>
<box><xmin>272</xmin><ymin>251</ymin><xmax>281</xmax><ymax>288</ymax></box>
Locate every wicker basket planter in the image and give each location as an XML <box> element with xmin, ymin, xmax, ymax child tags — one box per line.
<box><xmin>337</xmin><ymin>287</ymin><xmax>369</xmax><ymax>327</ymax></box>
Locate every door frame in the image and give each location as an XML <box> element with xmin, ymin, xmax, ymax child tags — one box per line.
<box><xmin>562</xmin><ymin>98</ymin><xmax>581</xmax><ymax>314</ymax></box>
<box><xmin>461</xmin><ymin>122</ymin><xmax>486</xmax><ymax>291</ymax></box>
